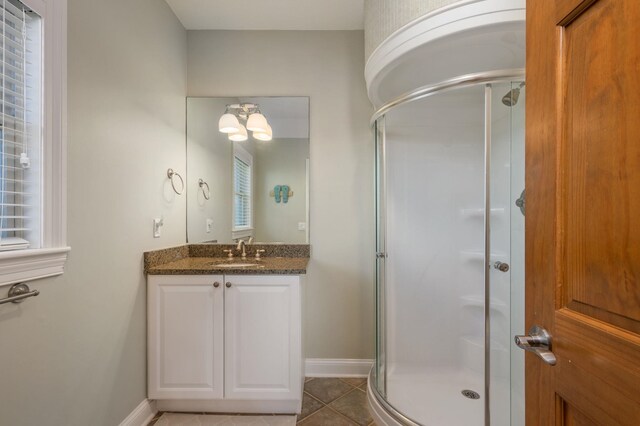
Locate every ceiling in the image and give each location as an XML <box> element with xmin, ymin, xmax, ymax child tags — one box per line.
<box><xmin>239</xmin><ymin>97</ymin><xmax>309</xmax><ymax>139</ymax></box>
<box><xmin>164</xmin><ymin>0</ymin><xmax>364</xmax><ymax>30</ymax></box>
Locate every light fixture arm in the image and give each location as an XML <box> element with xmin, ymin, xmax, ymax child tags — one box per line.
<box><xmin>219</xmin><ymin>102</ymin><xmax>272</xmax><ymax>141</ymax></box>
<box><xmin>225</xmin><ymin>103</ymin><xmax>262</xmax><ymax>121</ymax></box>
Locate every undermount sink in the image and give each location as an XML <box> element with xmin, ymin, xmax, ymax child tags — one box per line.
<box><xmin>208</xmin><ymin>262</ymin><xmax>261</xmax><ymax>268</ymax></box>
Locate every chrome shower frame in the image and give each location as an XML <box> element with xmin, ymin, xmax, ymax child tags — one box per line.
<box><xmin>370</xmin><ymin>69</ymin><xmax>526</xmax><ymax>426</ymax></box>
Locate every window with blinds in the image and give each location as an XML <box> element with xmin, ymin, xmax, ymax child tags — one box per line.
<box><xmin>0</xmin><ymin>0</ymin><xmax>41</xmax><ymax>251</ymax></box>
<box><xmin>233</xmin><ymin>147</ymin><xmax>253</xmax><ymax>231</ymax></box>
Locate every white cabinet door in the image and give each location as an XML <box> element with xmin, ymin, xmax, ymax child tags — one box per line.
<box><xmin>148</xmin><ymin>275</ymin><xmax>224</xmax><ymax>399</ymax></box>
<box><xmin>224</xmin><ymin>275</ymin><xmax>302</xmax><ymax>400</ymax></box>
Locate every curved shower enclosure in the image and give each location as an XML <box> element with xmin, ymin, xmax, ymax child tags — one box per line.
<box><xmin>367</xmin><ymin>71</ymin><xmax>526</xmax><ymax>426</ymax></box>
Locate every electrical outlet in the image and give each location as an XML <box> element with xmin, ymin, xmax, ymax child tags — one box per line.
<box><xmin>153</xmin><ymin>217</ymin><xmax>163</xmax><ymax>238</ymax></box>
<box><xmin>298</xmin><ymin>222</ymin><xmax>306</xmax><ymax>231</ymax></box>
<box><xmin>206</xmin><ymin>219</ymin><xmax>213</xmax><ymax>233</ymax></box>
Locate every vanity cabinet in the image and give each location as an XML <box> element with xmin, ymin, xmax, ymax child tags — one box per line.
<box><xmin>147</xmin><ymin>274</ymin><xmax>302</xmax><ymax>413</ymax></box>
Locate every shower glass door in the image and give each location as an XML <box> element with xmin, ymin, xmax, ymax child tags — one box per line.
<box><xmin>376</xmin><ymin>84</ymin><xmax>487</xmax><ymax>425</ymax></box>
<box><xmin>372</xmin><ymin>78</ymin><xmax>525</xmax><ymax>426</ymax></box>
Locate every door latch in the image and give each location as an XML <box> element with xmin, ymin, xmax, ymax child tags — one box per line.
<box><xmin>514</xmin><ymin>325</ymin><xmax>557</xmax><ymax>366</ymax></box>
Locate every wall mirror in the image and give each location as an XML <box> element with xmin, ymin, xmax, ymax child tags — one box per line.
<box><xmin>187</xmin><ymin>96</ymin><xmax>310</xmax><ymax>244</ymax></box>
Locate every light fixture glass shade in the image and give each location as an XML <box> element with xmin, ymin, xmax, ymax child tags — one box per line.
<box><xmin>219</xmin><ymin>113</ymin><xmax>240</xmax><ymax>133</ymax></box>
<box><xmin>246</xmin><ymin>113</ymin><xmax>268</xmax><ymax>133</ymax></box>
<box><xmin>228</xmin><ymin>124</ymin><xmax>248</xmax><ymax>142</ymax></box>
<box><xmin>253</xmin><ymin>124</ymin><xmax>273</xmax><ymax>141</ymax></box>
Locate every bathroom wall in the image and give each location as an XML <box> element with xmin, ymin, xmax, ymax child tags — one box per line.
<box><xmin>188</xmin><ymin>30</ymin><xmax>375</xmax><ymax>359</ymax></box>
<box><xmin>254</xmin><ymin>138</ymin><xmax>309</xmax><ymax>243</ymax></box>
<box><xmin>364</xmin><ymin>0</ymin><xmax>460</xmax><ymax>59</ymax></box>
<box><xmin>0</xmin><ymin>0</ymin><xmax>187</xmax><ymax>425</ymax></box>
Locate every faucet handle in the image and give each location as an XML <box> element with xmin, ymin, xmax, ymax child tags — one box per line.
<box><xmin>223</xmin><ymin>249</ymin><xmax>233</xmax><ymax>258</ymax></box>
<box><xmin>255</xmin><ymin>249</ymin><xmax>266</xmax><ymax>259</ymax></box>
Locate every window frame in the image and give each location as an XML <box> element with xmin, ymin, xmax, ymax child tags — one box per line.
<box><xmin>0</xmin><ymin>0</ymin><xmax>68</xmax><ymax>287</ymax></box>
<box><xmin>231</xmin><ymin>143</ymin><xmax>253</xmax><ymax>240</ymax></box>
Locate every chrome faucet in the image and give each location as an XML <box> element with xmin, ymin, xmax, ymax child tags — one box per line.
<box><xmin>236</xmin><ymin>239</ymin><xmax>247</xmax><ymax>259</ymax></box>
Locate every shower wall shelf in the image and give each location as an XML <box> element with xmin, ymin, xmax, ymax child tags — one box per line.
<box><xmin>460</xmin><ymin>207</ymin><xmax>506</xmax><ymax>218</ymax></box>
<box><xmin>459</xmin><ymin>250</ymin><xmax>508</xmax><ymax>263</ymax></box>
<box><xmin>461</xmin><ymin>295</ymin><xmax>508</xmax><ymax>316</ymax></box>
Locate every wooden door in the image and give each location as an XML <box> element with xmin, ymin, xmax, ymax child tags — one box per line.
<box><xmin>148</xmin><ymin>275</ymin><xmax>224</xmax><ymax>399</ymax></box>
<box><xmin>224</xmin><ymin>275</ymin><xmax>302</xmax><ymax>400</ymax></box>
<box><xmin>526</xmin><ymin>0</ymin><xmax>640</xmax><ymax>424</ymax></box>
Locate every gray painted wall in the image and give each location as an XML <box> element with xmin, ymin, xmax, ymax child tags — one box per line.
<box><xmin>0</xmin><ymin>0</ymin><xmax>187</xmax><ymax>425</ymax></box>
<box><xmin>188</xmin><ymin>30</ymin><xmax>375</xmax><ymax>359</ymax></box>
<box><xmin>0</xmin><ymin>21</ymin><xmax>375</xmax><ymax>426</ymax></box>
<box><xmin>254</xmin><ymin>138</ymin><xmax>309</xmax><ymax>244</ymax></box>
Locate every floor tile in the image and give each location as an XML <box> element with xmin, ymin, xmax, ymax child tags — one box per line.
<box><xmin>297</xmin><ymin>407</ymin><xmax>355</xmax><ymax>426</ymax></box>
<box><xmin>304</xmin><ymin>378</ymin><xmax>353</xmax><ymax>404</ymax></box>
<box><xmin>154</xmin><ymin>413</ymin><xmax>200</xmax><ymax>425</ymax></box>
<box><xmin>219</xmin><ymin>415</ymin><xmax>294</xmax><ymax>425</ymax></box>
<box><xmin>262</xmin><ymin>416</ymin><xmax>297</xmax><ymax>426</ymax></box>
<box><xmin>196</xmin><ymin>414</ymin><xmax>236</xmax><ymax>425</ymax></box>
<box><xmin>340</xmin><ymin>378</ymin><xmax>367</xmax><ymax>388</ymax></box>
<box><xmin>330</xmin><ymin>389</ymin><xmax>372</xmax><ymax>426</ymax></box>
<box><xmin>299</xmin><ymin>392</ymin><xmax>324</xmax><ymax>420</ymax></box>
<box><xmin>152</xmin><ymin>414</ymin><xmax>295</xmax><ymax>426</ymax></box>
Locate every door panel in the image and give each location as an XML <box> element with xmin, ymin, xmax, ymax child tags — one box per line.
<box><xmin>224</xmin><ymin>275</ymin><xmax>301</xmax><ymax>400</ymax></box>
<box><xmin>562</xmin><ymin>0</ymin><xmax>640</xmax><ymax>327</ymax></box>
<box><xmin>148</xmin><ymin>275</ymin><xmax>224</xmax><ymax>400</ymax></box>
<box><xmin>526</xmin><ymin>0</ymin><xmax>640</xmax><ymax>424</ymax></box>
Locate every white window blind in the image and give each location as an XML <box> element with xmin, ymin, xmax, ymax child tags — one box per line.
<box><xmin>233</xmin><ymin>149</ymin><xmax>252</xmax><ymax>230</ymax></box>
<box><xmin>0</xmin><ymin>0</ymin><xmax>40</xmax><ymax>251</ymax></box>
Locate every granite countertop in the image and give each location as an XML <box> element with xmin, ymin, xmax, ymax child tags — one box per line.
<box><xmin>146</xmin><ymin>256</ymin><xmax>309</xmax><ymax>275</ymax></box>
<box><xmin>144</xmin><ymin>244</ymin><xmax>309</xmax><ymax>275</ymax></box>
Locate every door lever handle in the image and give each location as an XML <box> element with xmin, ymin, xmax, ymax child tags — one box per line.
<box><xmin>514</xmin><ymin>325</ymin><xmax>557</xmax><ymax>366</ymax></box>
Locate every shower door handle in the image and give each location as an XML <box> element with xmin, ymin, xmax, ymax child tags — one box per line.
<box><xmin>514</xmin><ymin>325</ymin><xmax>557</xmax><ymax>366</ymax></box>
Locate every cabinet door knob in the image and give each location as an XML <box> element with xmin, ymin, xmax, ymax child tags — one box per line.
<box><xmin>226</xmin><ymin>282</ymin><xmax>232</xmax><ymax>288</ymax></box>
<box><xmin>213</xmin><ymin>282</ymin><xmax>220</xmax><ymax>288</ymax></box>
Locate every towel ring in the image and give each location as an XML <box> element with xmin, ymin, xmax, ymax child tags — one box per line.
<box><xmin>198</xmin><ymin>178</ymin><xmax>210</xmax><ymax>200</ymax></box>
<box><xmin>167</xmin><ymin>169</ymin><xmax>184</xmax><ymax>195</ymax></box>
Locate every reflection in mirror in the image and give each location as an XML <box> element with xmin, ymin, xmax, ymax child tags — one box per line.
<box><xmin>187</xmin><ymin>97</ymin><xmax>310</xmax><ymax>244</ymax></box>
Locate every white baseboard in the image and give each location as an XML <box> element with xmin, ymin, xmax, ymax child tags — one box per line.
<box><xmin>305</xmin><ymin>358</ymin><xmax>374</xmax><ymax>377</ymax></box>
<box><xmin>119</xmin><ymin>399</ymin><xmax>157</xmax><ymax>426</ymax></box>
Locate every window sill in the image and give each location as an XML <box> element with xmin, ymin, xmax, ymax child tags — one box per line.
<box><xmin>232</xmin><ymin>228</ymin><xmax>253</xmax><ymax>240</ymax></box>
<box><xmin>0</xmin><ymin>247</ymin><xmax>70</xmax><ymax>288</ymax></box>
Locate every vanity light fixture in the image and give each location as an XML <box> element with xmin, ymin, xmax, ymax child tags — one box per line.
<box><xmin>228</xmin><ymin>124</ymin><xmax>248</xmax><ymax>142</ymax></box>
<box><xmin>253</xmin><ymin>124</ymin><xmax>273</xmax><ymax>141</ymax></box>
<box><xmin>219</xmin><ymin>103</ymin><xmax>272</xmax><ymax>141</ymax></box>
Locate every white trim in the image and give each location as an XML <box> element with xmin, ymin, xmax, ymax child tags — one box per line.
<box><xmin>304</xmin><ymin>358</ymin><xmax>374</xmax><ymax>378</ymax></box>
<box><xmin>119</xmin><ymin>399</ymin><xmax>157</xmax><ymax>426</ymax></box>
<box><xmin>157</xmin><ymin>398</ymin><xmax>300</xmax><ymax>414</ymax></box>
<box><xmin>0</xmin><ymin>246</ymin><xmax>69</xmax><ymax>287</ymax></box>
<box><xmin>0</xmin><ymin>0</ymin><xmax>69</xmax><ymax>286</ymax></box>
<box><xmin>232</xmin><ymin>143</ymin><xmax>253</xmax><ymax>235</ymax></box>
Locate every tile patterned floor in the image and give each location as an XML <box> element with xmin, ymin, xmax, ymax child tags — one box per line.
<box><xmin>148</xmin><ymin>413</ymin><xmax>296</xmax><ymax>425</ymax></box>
<box><xmin>148</xmin><ymin>377</ymin><xmax>375</xmax><ymax>426</ymax></box>
<box><xmin>299</xmin><ymin>377</ymin><xmax>374</xmax><ymax>425</ymax></box>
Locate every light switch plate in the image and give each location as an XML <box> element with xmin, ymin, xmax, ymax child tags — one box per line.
<box><xmin>153</xmin><ymin>217</ymin><xmax>163</xmax><ymax>238</ymax></box>
<box><xmin>206</xmin><ymin>218</ymin><xmax>213</xmax><ymax>233</ymax></box>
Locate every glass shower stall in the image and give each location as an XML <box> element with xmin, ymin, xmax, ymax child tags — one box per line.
<box><xmin>370</xmin><ymin>71</ymin><xmax>526</xmax><ymax>426</ymax></box>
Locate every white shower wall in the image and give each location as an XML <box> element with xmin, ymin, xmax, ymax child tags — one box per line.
<box><xmin>383</xmin><ymin>86</ymin><xmax>486</xmax><ymax>425</ymax></box>
<box><xmin>378</xmin><ymin>82</ymin><xmax>524</xmax><ymax>426</ymax></box>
